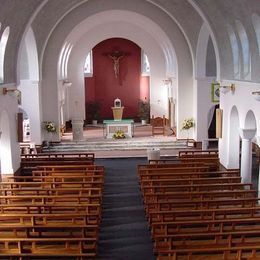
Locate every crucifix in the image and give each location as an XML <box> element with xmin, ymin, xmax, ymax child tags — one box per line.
<box><xmin>105</xmin><ymin>50</ymin><xmax>128</xmax><ymax>78</ymax></box>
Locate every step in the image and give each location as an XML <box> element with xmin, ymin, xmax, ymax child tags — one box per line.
<box><xmin>43</xmin><ymin>139</ymin><xmax>187</xmax><ymax>152</ymax></box>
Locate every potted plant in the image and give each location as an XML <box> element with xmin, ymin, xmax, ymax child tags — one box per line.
<box><xmin>86</xmin><ymin>101</ymin><xmax>101</xmax><ymax>125</ymax></box>
<box><xmin>181</xmin><ymin>118</ymin><xmax>195</xmax><ymax>143</ymax></box>
<box><xmin>42</xmin><ymin>121</ymin><xmax>57</xmax><ymax>147</ymax></box>
<box><xmin>138</xmin><ymin>99</ymin><xmax>150</xmax><ymax>125</ymax></box>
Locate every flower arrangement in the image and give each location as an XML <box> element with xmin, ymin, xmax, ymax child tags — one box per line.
<box><xmin>43</xmin><ymin>121</ymin><xmax>57</xmax><ymax>133</ymax></box>
<box><xmin>181</xmin><ymin>118</ymin><xmax>195</xmax><ymax>130</ymax></box>
<box><xmin>113</xmin><ymin>130</ymin><xmax>126</xmax><ymax>139</ymax></box>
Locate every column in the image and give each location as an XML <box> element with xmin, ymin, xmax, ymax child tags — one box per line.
<box><xmin>257</xmin><ymin>136</ymin><xmax>260</xmax><ymax>198</ymax></box>
<box><xmin>239</xmin><ymin>128</ymin><xmax>256</xmax><ymax>183</ymax></box>
<box><xmin>72</xmin><ymin>119</ymin><xmax>84</xmax><ymax>141</ymax></box>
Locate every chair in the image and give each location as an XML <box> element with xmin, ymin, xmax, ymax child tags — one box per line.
<box><xmin>151</xmin><ymin>115</ymin><xmax>166</xmax><ymax>136</ymax></box>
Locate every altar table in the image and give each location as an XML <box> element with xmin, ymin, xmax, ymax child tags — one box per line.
<box><xmin>103</xmin><ymin>119</ymin><xmax>134</xmax><ymax>138</ymax></box>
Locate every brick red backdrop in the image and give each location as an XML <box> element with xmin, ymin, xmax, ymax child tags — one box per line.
<box><xmin>85</xmin><ymin>38</ymin><xmax>149</xmax><ymax>121</ymax></box>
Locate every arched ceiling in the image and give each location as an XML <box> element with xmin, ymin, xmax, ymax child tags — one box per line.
<box><xmin>1</xmin><ymin>0</ymin><xmax>259</xmax><ymax>83</ymax></box>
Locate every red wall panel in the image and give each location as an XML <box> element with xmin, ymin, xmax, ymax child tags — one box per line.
<box><xmin>85</xmin><ymin>38</ymin><xmax>149</xmax><ymax>121</ymax></box>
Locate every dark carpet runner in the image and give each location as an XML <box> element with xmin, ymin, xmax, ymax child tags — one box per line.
<box><xmin>96</xmin><ymin>158</ymin><xmax>155</xmax><ymax>260</ymax></box>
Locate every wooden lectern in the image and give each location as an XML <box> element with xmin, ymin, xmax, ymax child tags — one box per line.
<box><xmin>112</xmin><ymin>98</ymin><xmax>124</xmax><ymax>121</ymax></box>
<box><xmin>111</xmin><ymin>107</ymin><xmax>124</xmax><ymax>121</ymax></box>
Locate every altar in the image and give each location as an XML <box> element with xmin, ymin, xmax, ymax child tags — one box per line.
<box><xmin>103</xmin><ymin>119</ymin><xmax>134</xmax><ymax>138</ymax></box>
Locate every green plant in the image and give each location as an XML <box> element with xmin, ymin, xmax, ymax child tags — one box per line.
<box><xmin>113</xmin><ymin>130</ymin><xmax>126</xmax><ymax>139</ymax></box>
<box><xmin>43</xmin><ymin>121</ymin><xmax>57</xmax><ymax>133</ymax></box>
<box><xmin>138</xmin><ymin>100</ymin><xmax>150</xmax><ymax>121</ymax></box>
<box><xmin>181</xmin><ymin>118</ymin><xmax>195</xmax><ymax>130</ymax></box>
<box><xmin>86</xmin><ymin>101</ymin><xmax>101</xmax><ymax>121</ymax></box>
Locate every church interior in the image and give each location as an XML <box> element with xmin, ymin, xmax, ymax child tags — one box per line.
<box><xmin>0</xmin><ymin>0</ymin><xmax>260</xmax><ymax>259</ymax></box>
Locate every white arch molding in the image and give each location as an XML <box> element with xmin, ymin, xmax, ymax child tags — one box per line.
<box><xmin>59</xmin><ymin>10</ymin><xmax>180</xmax><ymax>131</ymax></box>
<box><xmin>239</xmin><ymin>110</ymin><xmax>257</xmax><ymax>183</ymax></box>
<box><xmin>41</xmin><ymin>7</ymin><xmax>193</xmax><ymax>140</ymax></box>
<box><xmin>17</xmin><ymin>27</ymin><xmax>42</xmax><ymax>145</ymax></box>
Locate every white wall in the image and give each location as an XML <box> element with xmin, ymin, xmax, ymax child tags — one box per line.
<box><xmin>194</xmin><ymin>77</ymin><xmax>217</xmax><ymax>141</ymax></box>
<box><xmin>0</xmin><ymin>92</ymin><xmax>20</xmax><ymax>173</ymax></box>
<box><xmin>219</xmin><ymin>80</ymin><xmax>260</xmax><ymax>168</ymax></box>
<box><xmin>18</xmin><ymin>80</ymin><xmax>42</xmax><ymax>145</ymax></box>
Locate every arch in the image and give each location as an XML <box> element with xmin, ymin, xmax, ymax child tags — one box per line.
<box><xmin>235</xmin><ymin>20</ymin><xmax>251</xmax><ymax>80</ymax></box>
<box><xmin>227</xmin><ymin>23</ymin><xmax>240</xmax><ymax>79</ymax></box>
<box><xmin>227</xmin><ymin>106</ymin><xmax>240</xmax><ymax>169</ymax></box>
<box><xmin>64</xmin><ymin>10</ymin><xmax>177</xmax><ymax>79</ymax></box>
<box><xmin>18</xmin><ymin>27</ymin><xmax>39</xmax><ymax>81</ymax></box>
<box><xmin>244</xmin><ymin>110</ymin><xmax>257</xmax><ymax>130</ymax></box>
<box><xmin>17</xmin><ymin>27</ymin><xmax>42</xmax><ymax>144</ymax></box>
<box><xmin>0</xmin><ymin>110</ymin><xmax>12</xmax><ymax>174</ymax></box>
<box><xmin>42</xmin><ymin>7</ymin><xmax>194</xmax><ymax>140</ymax></box>
<box><xmin>56</xmin><ymin>10</ymin><xmax>181</xmax><ymax>122</ymax></box>
<box><xmin>187</xmin><ymin>0</ymin><xmax>220</xmax><ymax>79</ymax></box>
<box><xmin>196</xmin><ymin>23</ymin><xmax>217</xmax><ymax>78</ymax></box>
<box><xmin>0</xmin><ymin>26</ymin><xmax>10</xmax><ymax>83</ymax></box>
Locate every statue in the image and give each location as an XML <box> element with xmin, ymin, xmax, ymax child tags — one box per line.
<box><xmin>108</xmin><ymin>52</ymin><xmax>125</xmax><ymax>78</ymax></box>
<box><xmin>103</xmin><ymin>50</ymin><xmax>130</xmax><ymax>78</ymax></box>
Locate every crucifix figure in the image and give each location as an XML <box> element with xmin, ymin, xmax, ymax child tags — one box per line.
<box><xmin>107</xmin><ymin>51</ymin><xmax>126</xmax><ymax>78</ymax></box>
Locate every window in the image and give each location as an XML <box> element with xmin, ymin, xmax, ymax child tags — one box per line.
<box><xmin>84</xmin><ymin>51</ymin><xmax>93</xmax><ymax>76</ymax></box>
<box><xmin>227</xmin><ymin>24</ymin><xmax>240</xmax><ymax>79</ymax></box>
<box><xmin>235</xmin><ymin>20</ymin><xmax>251</xmax><ymax>80</ymax></box>
<box><xmin>252</xmin><ymin>14</ymin><xmax>260</xmax><ymax>55</ymax></box>
<box><xmin>141</xmin><ymin>51</ymin><xmax>150</xmax><ymax>75</ymax></box>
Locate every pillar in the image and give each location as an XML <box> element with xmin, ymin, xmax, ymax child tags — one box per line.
<box><xmin>72</xmin><ymin>119</ymin><xmax>84</xmax><ymax>141</ymax></box>
<box><xmin>239</xmin><ymin>128</ymin><xmax>256</xmax><ymax>183</ymax></box>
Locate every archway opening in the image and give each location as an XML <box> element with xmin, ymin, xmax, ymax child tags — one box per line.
<box><xmin>227</xmin><ymin>106</ymin><xmax>240</xmax><ymax>169</ymax></box>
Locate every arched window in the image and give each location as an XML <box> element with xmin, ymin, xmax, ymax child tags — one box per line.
<box><xmin>141</xmin><ymin>51</ymin><xmax>150</xmax><ymax>75</ymax></box>
<box><xmin>235</xmin><ymin>20</ymin><xmax>251</xmax><ymax>80</ymax></box>
<box><xmin>84</xmin><ymin>51</ymin><xmax>93</xmax><ymax>76</ymax></box>
<box><xmin>0</xmin><ymin>26</ymin><xmax>10</xmax><ymax>83</ymax></box>
<box><xmin>227</xmin><ymin>24</ymin><xmax>240</xmax><ymax>79</ymax></box>
<box><xmin>252</xmin><ymin>14</ymin><xmax>260</xmax><ymax>55</ymax></box>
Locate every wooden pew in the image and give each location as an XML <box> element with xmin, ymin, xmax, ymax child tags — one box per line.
<box><xmin>145</xmin><ymin>197</ymin><xmax>260</xmax><ymax>215</ymax></box>
<box><xmin>0</xmin><ymin>237</ymin><xmax>97</xmax><ymax>258</ymax></box>
<box><xmin>148</xmin><ymin>206</ymin><xmax>260</xmax><ymax>224</ymax></box>
<box><xmin>143</xmin><ymin>190</ymin><xmax>257</xmax><ymax>204</ymax></box>
<box><xmin>178</xmin><ymin>149</ymin><xmax>218</xmax><ymax>157</ymax></box>
<box><xmin>0</xmin><ymin>212</ymin><xmax>101</xmax><ymax>225</ymax></box>
<box><xmin>5</xmin><ymin>175</ymin><xmax>104</xmax><ymax>188</ymax></box>
<box><xmin>0</xmin><ymin>203</ymin><xmax>100</xmax><ymax>214</ymax></box>
<box><xmin>151</xmin><ymin>216</ymin><xmax>260</xmax><ymax>237</ymax></box>
<box><xmin>0</xmin><ymin>194</ymin><xmax>102</xmax><ymax>204</ymax></box>
<box><xmin>140</xmin><ymin>176</ymin><xmax>242</xmax><ymax>188</ymax></box>
<box><xmin>0</xmin><ymin>181</ymin><xmax>103</xmax><ymax>192</ymax></box>
<box><xmin>141</xmin><ymin>183</ymin><xmax>253</xmax><ymax>195</ymax></box>
<box><xmin>157</xmin><ymin>245</ymin><xmax>260</xmax><ymax>260</ymax></box>
<box><xmin>139</xmin><ymin>170</ymin><xmax>240</xmax><ymax>181</ymax></box>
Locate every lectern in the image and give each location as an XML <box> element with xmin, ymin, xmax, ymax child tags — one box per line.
<box><xmin>111</xmin><ymin>98</ymin><xmax>124</xmax><ymax>121</ymax></box>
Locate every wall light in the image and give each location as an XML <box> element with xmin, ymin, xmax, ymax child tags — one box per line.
<box><xmin>252</xmin><ymin>91</ymin><xmax>260</xmax><ymax>101</ymax></box>
<box><xmin>163</xmin><ymin>78</ymin><xmax>172</xmax><ymax>86</ymax></box>
<box><xmin>219</xmin><ymin>84</ymin><xmax>235</xmax><ymax>94</ymax></box>
<box><xmin>2</xmin><ymin>87</ymin><xmax>21</xmax><ymax>105</ymax></box>
<box><xmin>62</xmin><ymin>80</ymin><xmax>72</xmax><ymax>87</ymax></box>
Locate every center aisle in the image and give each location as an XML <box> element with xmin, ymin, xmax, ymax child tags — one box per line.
<box><xmin>97</xmin><ymin>158</ymin><xmax>155</xmax><ymax>260</ymax></box>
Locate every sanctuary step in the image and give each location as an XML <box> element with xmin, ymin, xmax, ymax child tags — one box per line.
<box><xmin>44</xmin><ymin>139</ymin><xmax>188</xmax><ymax>153</ymax></box>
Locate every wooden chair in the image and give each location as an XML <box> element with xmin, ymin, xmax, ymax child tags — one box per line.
<box><xmin>151</xmin><ymin>115</ymin><xmax>166</xmax><ymax>136</ymax></box>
